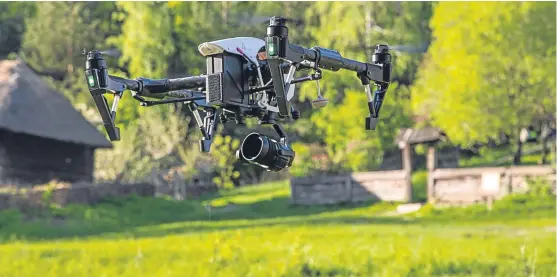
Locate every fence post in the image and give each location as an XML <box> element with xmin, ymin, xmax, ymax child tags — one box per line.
<box><xmin>290</xmin><ymin>179</ymin><xmax>297</xmax><ymax>204</ymax></box>
<box><xmin>347</xmin><ymin>175</ymin><xmax>353</xmax><ymax>203</ymax></box>
<box><xmin>500</xmin><ymin>168</ymin><xmax>511</xmax><ymax>197</ymax></box>
<box><xmin>427</xmin><ymin>146</ymin><xmax>437</xmax><ymax>203</ymax></box>
<box><xmin>401</xmin><ymin>143</ymin><xmax>413</xmax><ymax>202</ymax></box>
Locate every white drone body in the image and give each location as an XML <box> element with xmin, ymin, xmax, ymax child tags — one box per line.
<box><xmin>198</xmin><ymin>37</ymin><xmax>265</xmax><ymax>64</ymax></box>
<box><xmin>198</xmin><ymin>37</ymin><xmax>297</xmax><ymax>113</ymax></box>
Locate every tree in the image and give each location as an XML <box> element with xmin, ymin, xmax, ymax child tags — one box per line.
<box><xmin>289</xmin><ymin>2</ymin><xmax>430</xmax><ymax>173</ymax></box>
<box><xmin>0</xmin><ymin>2</ymin><xmax>36</xmax><ymax>58</ymax></box>
<box><xmin>20</xmin><ymin>2</ymin><xmax>118</xmax><ymax>79</ymax></box>
<box><xmin>411</xmin><ymin>2</ymin><xmax>556</xmax><ymax>164</ymax></box>
<box><xmin>19</xmin><ymin>2</ymin><xmax>121</xmax><ymax>108</ymax></box>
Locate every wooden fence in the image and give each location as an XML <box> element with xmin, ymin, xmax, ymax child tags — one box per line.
<box><xmin>429</xmin><ymin>165</ymin><xmax>556</xmax><ymax>205</ymax></box>
<box><xmin>290</xmin><ymin>169</ymin><xmax>412</xmax><ymax>205</ymax></box>
<box><xmin>149</xmin><ymin>169</ymin><xmax>217</xmax><ymax>200</ymax></box>
<box><xmin>290</xmin><ymin>164</ymin><xmax>555</xmax><ymax>206</ymax></box>
<box><xmin>0</xmin><ymin>182</ymin><xmax>155</xmax><ymax>211</ymax></box>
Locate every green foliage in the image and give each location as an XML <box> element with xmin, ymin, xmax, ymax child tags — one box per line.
<box><xmin>412</xmin><ymin>2</ymin><xmax>556</xmax><ymax>147</ymax></box>
<box><xmin>20</xmin><ymin>2</ymin><xmax>117</xmax><ymax>76</ymax></box>
<box><xmin>0</xmin><ymin>2</ymin><xmax>35</xmax><ymax>58</ymax></box>
<box><xmin>112</xmin><ymin>2</ymin><xmax>175</xmax><ymax>78</ymax></box>
<box><xmin>526</xmin><ymin>177</ymin><xmax>554</xmax><ymax>197</ymax></box>
<box><xmin>288</xmin><ymin>142</ymin><xmax>323</xmax><ymax>177</ymax></box>
<box><xmin>411</xmin><ymin>170</ymin><xmax>428</xmax><ymax>202</ymax></box>
<box><xmin>295</xmin><ymin>2</ymin><xmax>428</xmax><ymax>172</ymax></box>
<box><xmin>417</xmin><ymin>193</ymin><xmax>556</xmax><ymax>223</ymax></box>
<box><xmin>94</xmin><ymin>104</ymin><xmax>192</xmax><ymax>182</ymax></box>
<box><xmin>210</xmin><ymin>135</ymin><xmax>241</xmax><ymax>189</ymax></box>
<box><xmin>459</xmin><ymin>144</ymin><xmax>555</xmax><ymax>168</ymax></box>
<box><xmin>17</xmin><ymin>2</ymin><xmax>125</xmax><ymax>140</ymax></box>
<box><xmin>0</xmin><ymin>209</ymin><xmax>22</xmax><ymax>230</ymax></box>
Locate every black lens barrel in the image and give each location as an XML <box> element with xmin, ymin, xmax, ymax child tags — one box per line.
<box><xmin>238</xmin><ymin>132</ymin><xmax>295</xmax><ymax>171</ymax></box>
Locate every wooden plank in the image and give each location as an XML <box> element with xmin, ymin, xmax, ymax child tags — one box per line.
<box><xmin>351</xmin><ymin>178</ymin><xmax>407</xmax><ymax>202</ymax></box>
<box><xmin>507</xmin><ymin>165</ymin><xmax>555</xmax><ymax>175</ymax></box>
<box><xmin>294</xmin><ymin>179</ymin><xmax>351</xmax><ymax>205</ymax></box>
<box><xmin>290</xmin><ymin>175</ymin><xmax>350</xmax><ymax>186</ymax></box>
<box><xmin>432</xmin><ymin>167</ymin><xmax>506</xmax><ymax>179</ymax></box>
<box><xmin>435</xmin><ymin>192</ymin><xmax>483</xmax><ymax>202</ymax></box>
<box><xmin>351</xmin><ymin>170</ymin><xmax>406</xmax><ymax>181</ymax></box>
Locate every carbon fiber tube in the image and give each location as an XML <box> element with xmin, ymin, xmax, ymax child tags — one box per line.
<box><xmin>110</xmin><ymin>76</ymin><xmax>141</xmax><ymax>91</ymax></box>
<box><xmin>286</xmin><ymin>44</ymin><xmax>318</xmax><ymax>62</ymax></box>
<box><xmin>287</xmin><ymin>44</ymin><xmax>368</xmax><ymax>73</ymax></box>
<box><xmin>167</xmin><ymin>75</ymin><xmax>206</xmax><ymax>90</ymax></box>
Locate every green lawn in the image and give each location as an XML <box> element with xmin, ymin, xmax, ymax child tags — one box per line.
<box><xmin>0</xmin><ymin>182</ymin><xmax>555</xmax><ymax>277</ymax></box>
<box><xmin>459</xmin><ymin>143</ymin><xmax>555</xmax><ymax>168</ymax></box>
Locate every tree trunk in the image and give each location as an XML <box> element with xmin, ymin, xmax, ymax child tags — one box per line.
<box><xmin>541</xmin><ymin>136</ymin><xmax>549</xmax><ymax>164</ymax></box>
<box><xmin>67</xmin><ymin>2</ymin><xmax>75</xmax><ymax>76</ymax></box>
<box><xmin>513</xmin><ymin>138</ymin><xmax>523</xmax><ymax>165</ymax></box>
<box><xmin>540</xmin><ymin>120</ymin><xmax>550</xmax><ymax>164</ymax></box>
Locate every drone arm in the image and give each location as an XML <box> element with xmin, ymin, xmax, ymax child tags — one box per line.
<box><xmin>135</xmin><ymin>75</ymin><xmax>206</xmax><ymax>97</ymax></box>
<box><xmin>285</xmin><ymin>43</ymin><xmax>390</xmax><ymax>83</ymax></box>
<box><xmin>266</xmin><ymin>42</ymin><xmax>392</xmax><ymax>125</ymax></box>
<box><xmin>284</xmin><ymin>43</ymin><xmax>392</xmax><ymax>130</ymax></box>
<box><xmin>86</xmin><ymin>50</ymin><xmax>210</xmax><ymax>141</ymax></box>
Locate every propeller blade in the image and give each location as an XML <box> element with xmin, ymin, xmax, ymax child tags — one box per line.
<box><xmin>233</xmin><ymin>13</ymin><xmax>305</xmax><ymax>26</ymax></box>
<box><xmin>81</xmin><ymin>48</ymin><xmax>121</xmax><ymax>58</ymax></box>
<box><xmin>388</xmin><ymin>43</ymin><xmax>430</xmax><ymax>53</ymax></box>
<box><xmin>100</xmin><ymin>48</ymin><xmax>121</xmax><ymax>57</ymax></box>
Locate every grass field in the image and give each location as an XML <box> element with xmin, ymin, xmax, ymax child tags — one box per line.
<box><xmin>0</xmin><ymin>181</ymin><xmax>555</xmax><ymax>277</ymax></box>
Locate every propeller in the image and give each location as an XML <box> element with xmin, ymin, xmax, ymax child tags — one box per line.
<box><xmin>233</xmin><ymin>14</ymin><xmax>429</xmax><ymax>54</ymax></box>
<box><xmin>81</xmin><ymin>48</ymin><xmax>121</xmax><ymax>58</ymax></box>
<box><xmin>361</xmin><ymin>42</ymin><xmax>430</xmax><ymax>54</ymax></box>
<box><xmin>233</xmin><ymin>13</ymin><xmax>305</xmax><ymax>27</ymax></box>
<box><xmin>387</xmin><ymin>43</ymin><xmax>430</xmax><ymax>54</ymax></box>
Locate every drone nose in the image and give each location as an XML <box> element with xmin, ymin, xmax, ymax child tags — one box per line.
<box><xmin>198</xmin><ymin>43</ymin><xmax>224</xmax><ymax>56</ymax></box>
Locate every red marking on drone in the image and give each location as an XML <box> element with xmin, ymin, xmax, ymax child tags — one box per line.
<box><xmin>258</xmin><ymin>52</ymin><xmax>267</xmax><ymax>60</ymax></box>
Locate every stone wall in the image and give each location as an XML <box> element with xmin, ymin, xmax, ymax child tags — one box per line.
<box><xmin>290</xmin><ymin>170</ymin><xmax>411</xmax><ymax>205</ymax></box>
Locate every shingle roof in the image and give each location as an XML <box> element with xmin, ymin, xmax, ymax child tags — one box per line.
<box><xmin>0</xmin><ymin>59</ymin><xmax>112</xmax><ymax>148</ymax></box>
<box><xmin>395</xmin><ymin>127</ymin><xmax>447</xmax><ymax>145</ymax></box>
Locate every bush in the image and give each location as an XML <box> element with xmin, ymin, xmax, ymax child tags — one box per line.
<box><xmin>526</xmin><ymin>177</ymin><xmax>554</xmax><ymax>197</ymax></box>
<box><xmin>412</xmin><ymin>170</ymin><xmax>428</xmax><ymax>203</ymax></box>
<box><xmin>0</xmin><ymin>209</ymin><xmax>23</xmax><ymax>229</ymax></box>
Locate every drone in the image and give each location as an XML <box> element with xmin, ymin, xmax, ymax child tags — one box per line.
<box><xmin>85</xmin><ymin>16</ymin><xmax>392</xmax><ymax>172</ymax></box>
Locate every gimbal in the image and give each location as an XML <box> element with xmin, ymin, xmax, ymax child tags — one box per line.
<box><xmin>84</xmin><ymin>16</ymin><xmax>392</xmax><ymax>172</ymax></box>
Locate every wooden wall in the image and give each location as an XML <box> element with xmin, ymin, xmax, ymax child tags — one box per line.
<box><xmin>149</xmin><ymin>169</ymin><xmax>218</xmax><ymax>200</ymax></box>
<box><xmin>429</xmin><ymin>165</ymin><xmax>556</xmax><ymax>205</ymax></box>
<box><xmin>0</xmin><ymin>130</ymin><xmax>94</xmax><ymax>186</ymax></box>
<box><xmin>290</xmin><ymin>170</ymin><xmax>411</xmax><ymax>205</ymax></box>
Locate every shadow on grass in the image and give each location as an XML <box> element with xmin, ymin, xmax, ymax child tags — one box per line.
<box><xmin>0</xmin><ymin>195</ymin><xmax>411</xmax><ymax>243</ymax></box>
<box><xmin>1</xmin><ymin>193</ymin><xmax>554</xmax><ymax>243</ymax></box>
<box><xmin>406</xmin><ymin>260</ymin><xmax>501</xmax><ymax>276</ymax></box>
<box><xmin>118</xmin><ymin>213</ymin><xmax>419</xmax><ymax>240</ymax></box>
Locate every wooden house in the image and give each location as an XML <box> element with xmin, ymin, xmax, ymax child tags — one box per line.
<box><xmin>0</xmin><ymin>59</ymin><xmax>112</xmax><ymax>186</ymax></box>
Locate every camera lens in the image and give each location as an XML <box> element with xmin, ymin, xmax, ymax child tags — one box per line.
<box><xmin>241</xmin><ymin>133</ymin><xmax>269</xmax><ymax>161</ymax></box>
<box><xmin>238</xmin><ymin>132</ymin><xmax>295</xmax><ymax>171</ymax></box>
